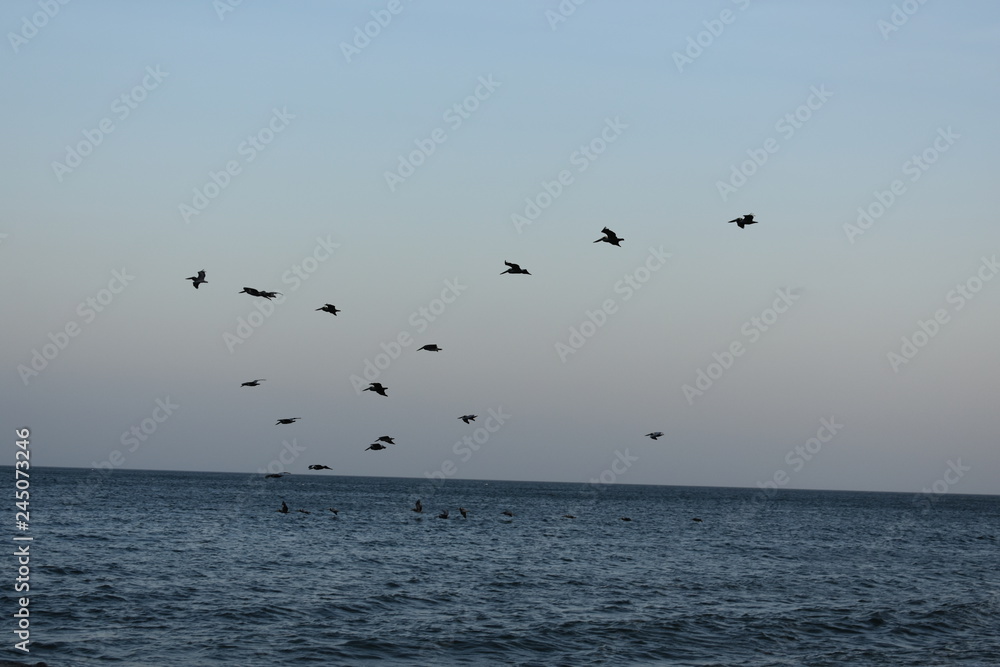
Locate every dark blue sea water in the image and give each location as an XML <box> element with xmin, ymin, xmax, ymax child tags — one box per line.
<box><xmin>15</xmin><ymin>467</ymin><xmax>1000</xmax><ymax>666</ymax></box>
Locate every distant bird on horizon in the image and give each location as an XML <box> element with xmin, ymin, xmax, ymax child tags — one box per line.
<box><xmin>459</xmin><ymin>415</ymin><xmax>477</xmax><ymax>424</ymax></box>
<box><xmin>277</xmin><ymin>501</ymin><xmax>289</xmax><ymax>513</ymax></box>
<box><xmin>645</xmin><ymin>432</ymin><xmax>664</xmax><ymax>440</ymax></box>
<box><xmin>728</xmin><ymin>213</ymin><xmax>758</xmax><ymax>229</ymax></box>
<box><xmin>418</xmin><ymin>344</ymin><xmax>442</xmax><ymax>352</ymax></box>
<box><xmin>363</xmin><ymin>382</ymin><xmax>388</xmax><ymax>397</ymax></box>
<box><xmin>438</xmin><ymin>509</ymin><xmax>449</xmax><ymax>519</ymax></box>
<box><xmin>275</xmin><ymin>418</ymin><xmax>301</xmax><ymax>425</ymax></box>
<box><xmin>375</xmin><ymin>436</ymin><xmax>395</xmax><ymax>445</ymax></box>
<box><xmin>186</xmin><ymin>270</ymin><xmax>207</xmax><ymax>289</ymax></box>
<box><xmin>308</xmin><ymin>464</ymin><xmax>332</xmax><ymax>470</ymax></box>
<box><xmin>265</xmin><ymin>472</ymin><xmax>289</xmax><ymax>479</ymax></box>
<box><xmin>501</xmin><ymin>261</ymin><xmax>531</xmax><ymax>275</ymax></box>
<box><xmin>412</xmin><ymin>499</ymin><xmax>423</xmax><ymax>514</ymax></box>
<box><xmin>241</xmin><ymin>379</ymin><xmax>266</xmax><ymax>387</ymax></box>
<box><xmin>562</xmin><ymin>514</ymin><xmax>576</xmax><ymax>519</ymax></box>
<box><xmin>316</xmin><ymin>304</ymin><xmax>341</xmax><ymax>315</ymax></box>
<box><xmin>366</xmin><ymin>442</ymin><xmax>387</xmax><ymax>451</ymax></box>
<box><xmin>459</xmin><ymin>507</ymin><xmax>468</xmax><ymax>518</ymax></box>
<box><xmin>620</xmin><ymin>517</ymin><xmax>632</xmax><ymax>522</ymax></box>
<box><xmin>594</xmin><ymin>227</ymin><xmax>624</xmax><ymax>247</ymax></box>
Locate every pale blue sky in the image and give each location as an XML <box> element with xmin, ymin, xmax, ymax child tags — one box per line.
<box><xmin>3</xmin><ymin>1</ymin><xmax>999</xmax><ymax>494</ymax></box>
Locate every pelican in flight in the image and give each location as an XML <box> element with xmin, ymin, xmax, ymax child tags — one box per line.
<box><xmin>412</xmin><ymin>499</ymin><xmax>423</xmax><ymax>514</ymax></box>
<box><xmin>275</xmin><ymin>418</ymin><xmax>301</xmax><ymax>425</ymax></box>
<box><xmin>418</xmin><ymin>344</ymin><xmax>442</xmax><ymax>352</ymax></box>
<box><xmin>501</xmin><ymin>261</ymin><xmax>531</xmax><ymax>275</ymax></box>
<box><xmin>594</xmin><ymin>227</ymin><xmax>624</xmax><ymax>247</ymax></box>
<box><xmin>645</xmin><ymin>432</ymin><xmax>664</xmax><ymax>440</ymax></box>
<box><xmin>459</xmin><ymin>415</ymin><xmax>477</xmax><ymax>424</ymax></box>
<box><xmin>366</xmin><ymin>442</ymin><xmax>387</xmax><ymax>451</ymax></box>
<box><xmin>363</xmin><ymin>382</ymin><xmax>388</xmax><ymax>397</ymax></box>
<box><xmin>375</xmin><ymin>436</ymin><xmax>395</xmax><ymax>445</ymax></box>
<box><xmin>316</xmin><ymin>304</ymin><xmax>341</xmax><ymax>315</ymax></box>
<box><xmin>239</xmin><ymin>287</ymin><xmax>282</xmax><ymax>299</ymax></box>
<box><xmin>241</xmin><ymin>379</ymin><xmax>265</xmax><ymax>387</ymax></box>
<box><xmin>728</xmin><ymin>213</ymin><xmax>758</xmax><ymax>229</ymax></box>
<box><xmin>308</xmin><ymin>464</ymin><xmax>332</xmax><ymax>470</ymax></box>
<box><xmin>186</xmin><ymin>270</ymin><xmax>207</xmax><ymax>289</ymax></box>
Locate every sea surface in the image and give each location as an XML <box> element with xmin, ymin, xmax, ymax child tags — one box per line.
<box><xmin>14</xmin><ymin>467</ymin><xmax>1000</xmax><ymax>666</ymax></box>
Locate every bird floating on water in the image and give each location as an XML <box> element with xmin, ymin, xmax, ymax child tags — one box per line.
<box><xmin>459</xmin><ymin>507</ymin><xmax>468</xmax><ymax>518</ymax></box>
<box><xmin>562</xmin><ymin>514</ymin><xmax>576</xmax><ymax>519</ymax></box>
<box><xmin>366</xmin><ymin>442</ymin><xmax>387</xmax><ymax>451</ymax></box>
<box><xmin>594</xmin><ymin>227</ymin><xmax>624</xmax><ymax>247</ymax></box>
<box><xmin>265</xmin><ymin>472</ymin><xmax>289</xmax><ymax>479</ymax></box>
<box><xmin>296</xmin><ymin>509</ymin><xmax>311</xmax><ymax>514</ymax></box>
<box><xmin>277</xmin><ymin>501</ymin><xmax>289</xmax><ymax>513</ymax></box>
<box><xmin>692</xmin><ymin>518</ymin><xmax>703</xmax><ymax>523</ymax></box>
<box><xmin>502</xmin><ymin>510</ymin><xmax>514</xmax><ymax>517</ymax></box>
<box><xmin>645</xmin><ymin>432</ymin><xmax>664</xmax><ymax>440</ymax></box>
<box><xmin>501</xmin><ymin>261</ymin><xmax>531</xmax><ymax>275</ymax></box>
<box><xmin>728</xmin><ymin>213</ymin><xmax>758</xmax><ymax>229</ymax></box>
<box><xmin>438</xmin><ymin>509</ymin><xmax>449</xmax><ymax>519</ymax></box>
<box><xmin>363</xmin><ymin>382</ymin><xmax>388</xmax><ymax>397</ymax></box>
<box><xmin>412</xmin><ymin>499</ymin><xmax>423</xmax><ymax>513</ymax></box>
<box><xmin>186</xmin><ymin>270</ymin><xmax>207</xmax><ymax>289</ymax></box>
<box><xmin>316</xmin><ymin>304</ymin><xmax>341</xmax><ymax>315</ymax></box>
<box><xmin>459</xmin><ymin>415</ymin><xmax>477</xmax><ymax>424</ymax></box>
<box><xmin>275</xmin><ymin>418</ymin><xmax>301</xmax><ymax>425</ymax></box>
<box><xmin>620</xmin><ymin>517</ymin><xmax>633</xmax><ymax>522</ymax></box>
<box><xmin>308</xmin><ymin>464</ymin><xmax>332</xmax><ymax>470</ymax></box>
<box><xmin>418</xmin><ymin>344</ymin><xmax>442</xmax><ymax>352</ymax></box>
<box><xmin>241</xmin><ymin>379</ymin><xmax>265</xmax><ymax>387</ymax></box>
<box><xmin>328</xmin><ymin>508</ymin><xmax>339</xmax><ymax>515</ymax></box>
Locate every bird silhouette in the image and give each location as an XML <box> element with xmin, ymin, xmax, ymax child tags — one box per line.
<box><xmin>241</xmin><ymin>379</ymin><xmax>265</xmax><ymax>387</ymax></box>
<box><xmin>620</xmin><ymin>517</ymin><xmax>633</xmax><ymax>522</ymax></box>
<box><xmin>459</xmin><ymin>415</ymin><xmax>477</xmax><ymax>424</ymax></box>
<box><xmin>562</xmin><ymin>514</ymin><xmax>576</xmax><ymax>519</ymax></box>
<box><xmin>438</xmin><ymin>509</ymin><xmax>449</xmax><ymax>519</ymax></box>
<box><xmin>363</xmin><ymin>382</ymin><xmax>388</xmax><ymax>397</ymax></box>
<box><xmin>645</xmin><ymin>432</ymin><xmax>664</xmax><ymax>440</ymax></box>
<box><xmin>186</xmin><ymin>270</ymin><xmax>207</xmax><ymax>289</ymax></box>
<box><xmin>328</xmin><ymin>508</ymin><xmax>339</xmax><ymax>515</ymax></box>
<box><xmin>692</xmin><ymin>518</ymin><xmax>703</xmax><ymax>523</ymax></box>
<box><xmin>501</xmin><ymin>261</ymin><xmax>531</xmax><ymax>275</ymax></box>
<box><xmin>277</xmin><ymin>501</ymin><xmax>289</xmax><ymax>513</ymax></box>
<box><xmin>366</xmin><ymin>442</ymin><xmax>387</xmax><ymax>451</ymax></box>
<box><xmin>594</xmin><ymin>227</ymin><xmax>624</xmax><ymax>246</ymax></box>
<box><xmin>412</xmin><ymin>499</ymin><xmax>423</xmax><ymax>513</ymax></box>
<box><xmin>728</xmin><ymin>213</ymin><xmax>758</xmax><ymax>229</ymax></box>
<box><xmin>375</xmin><ymin>436</ymin><xmax>395</xmax><ymax>445</ymax></box>
<box><xmin>502</xmin><ymin>510</ymin><xmax>514</xmax><ymax>517</ymax></box>
<box><xmin>316</xmin><ymin>304</ymin><xmax>341</xmax><ymax>315</ymax></box>
<box><xmin>265</xmin><ymin>472</ymin><xmax>289</xmax><ymax>479</ymax></box>
<box><xmin>239</xmin><ymin>287</ymin><xmax>281</xmax><ymax>299</ymax></box>
<box><xmin>418</xmin><ymin>344</ymin><xmax>442</xmax><ymax>352</ymax></box>
<box><xmin>275</xmin><ymin>418</ymin><xmax>301</xmax><ymax>425</ymax></box>
<box><xmin>296</xmin><ymin>509</ymin><xmax>311</xmax><ymax>514</ymax></box>
<box><xmin>308</xmin><ymin>464</ymin><xmax>332</xmax><ymax>470</ymax></box>
<box><xmin>459</xmin><ymin>507</ymin><xmax>468</xmax><ymax>518</ymax></box>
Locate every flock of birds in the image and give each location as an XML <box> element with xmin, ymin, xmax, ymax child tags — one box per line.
<box><xmin>187</xmin><ymin>219</ymin><xmax>758</xmax><ymax>521</ymax></box>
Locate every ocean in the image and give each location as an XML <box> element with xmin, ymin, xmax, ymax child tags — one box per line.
<box><xmin>17</xmin><ymin>467</ymin><xmax>1000</xmax><ymax>666</ymax></box>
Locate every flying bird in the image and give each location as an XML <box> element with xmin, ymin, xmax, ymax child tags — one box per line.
<box><xmin>459</xmin><ymin>507</ymin><xmax>468</xmax><ymax>518</ymax></box>
<box><xmin>412</xmin><ymin>499</ymin><xmax>423</xmax><ymax>514</ymax></box>
<box><xmin>459</xmin><ymin>415</ymin><xmax>477</xmax><ymax>424</ymax></box>
<box><xmin>308</xmin><ymin>464</ymin><xmax>332</xmax><ymax>470</ymax></box>
<box><xmin>363</xmin><ymin>382</ymin><xmax>388</xmax><ymax>397</ymax></box>
<box><xmin>366</xmin><ymin>442</ymin><xmax>387</xmax><ymax>451</ymax></box>
<box><xmin>277</xmin><ymin>501</ymin><xmax>289</xmax><ymax>513</ymax></box>
<box><xmin>645</xmin><ymin>432</ymin><xmax>664</xmax><ymax>440</ymax></box>
<box><xmin>241</xmin><ymin>379</ymin><xmax>266</xmax><ymax>387</ymax></box>
<box><xmin>728</xmin><ymin>214</ymin><xmax>758</xmax><ymax>229</ymax></box>
<box><xmin>327</xmin><ymin>508</ymin><xmax>339</xmax><ymax>515</ymax></box>
<box><xmin>594</xmin><ymin>227</ymin><xmax>624</xmax><ymax>247</ymax></box>
<box><xmin>316</xmin><ymin>304</ymin><xmax>341</xmax><ymax>315</ymax></box>
<box><xmin>275</xmin><ymin>418</ymin><xmax>301</xmax><ymax>425</ymax></box>
<box><xmin>501</xmin><ymin>261</ymin><xmax>531</xmax><ymax>275</ymax></box>
<box><xmin>375</xmin><ymin>436</ymin><xmax>395</xmax><ymax>445</ymax></box>
<box><xmin>186</xmin><ymin>270</ymin><xmax>207</xmax><ymax>289</ymax></box>
<box><xmin>239</xmin><ymin>287</ymin><xmax>281</xmax><ymax>299</ymax></box>
<box><xmin>418</xmin><ymin>344</ymin><xmax>442</xmax><ymax>352</ymax></box>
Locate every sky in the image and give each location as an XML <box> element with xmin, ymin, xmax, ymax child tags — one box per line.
<box><xmin>3</xmin><ymin>0</ymin><xmax>999</xmax><ymax>495</ymax></box>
